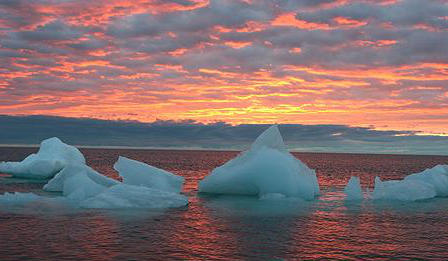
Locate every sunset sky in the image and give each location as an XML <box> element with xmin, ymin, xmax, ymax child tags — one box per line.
<box><xmin>1</xmin><ymin>0</ymin><xmax>448</xmax><ymax>135</ymax></box>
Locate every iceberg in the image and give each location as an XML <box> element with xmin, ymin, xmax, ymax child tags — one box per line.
<box><xmin>43</xmin><ymin>164</ymin><xmax>118</xmax><ymax>192</ymax></box>
<box><xmin>80</xmin><ymin>184</ymin><xmax>188</xmax><ymax>209</ymax></box>
<box><xmin>344</xmin><ymin>176</ymin><xmax>363</xmax><ymax>201</ymax></box>
<box><xmin>199</xmin><ymin>125</ymin><xmax>320</xmax><ymax>200</ymax></box>
<box><xmin>0</xmin><ymin>137</ymin><xmax>85</xmax><ymax>179</ymax></box>
<box><xmin>404</xmin><ymin>165</ymin><xmax>448</xmax><ymax>197</ymax></box>
<box><xmin>114</xmin><ymin>156</ymin><xmax>184</xmax><ymax>193</ymax></box>
<box><xmin>372</xmin><ymin>176</ymin><xmax>436</xmax><ymax>201</ymax></box>
<box><xmin>0</xmin><ymin>138</ymin><xmax>188</xmax><ymax>210</ymax></box>
<box><xmin>372</xmin><ymin>165</ymin><xmax>448</xmax><ymax>201</ymax></box>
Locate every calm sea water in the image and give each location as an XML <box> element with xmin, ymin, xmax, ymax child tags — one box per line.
<box><xmin>1</xmin><ymin>147</ymin><xmax>448</xmax><ymax>260</ymax></box>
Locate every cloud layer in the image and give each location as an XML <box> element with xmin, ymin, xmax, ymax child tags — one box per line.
<box><xmin>0</xmin><ymin>0</ymin><xmax>447</xmax><ymax>134</ymax></box>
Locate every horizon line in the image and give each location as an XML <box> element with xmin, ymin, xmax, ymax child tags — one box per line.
<box><xmin>1</xmin><ymin>144</ymin><xmax>446</xmax><ymax>157</ymax></box>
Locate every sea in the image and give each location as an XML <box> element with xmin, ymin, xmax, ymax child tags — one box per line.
<box><xmin>1</xmin><ymin>147</ymin><xmax>448</xmax><ymax>260</ymax></box>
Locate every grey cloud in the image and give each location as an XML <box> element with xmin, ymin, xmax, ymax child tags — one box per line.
<box><xmin>107</xmin><ymin>0</ymin><xmax>272</xmax><ymax>37</ymax></box>
<box><xmin>16</xmin><ymin>21</ymin><xmax>82</xmax><ymax>41</ymax></box>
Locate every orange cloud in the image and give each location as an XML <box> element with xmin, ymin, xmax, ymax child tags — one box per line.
<box><xmin>272</xmin><ymin>13</ymin><xmax>331</xmax><ymax>30</ymax></box>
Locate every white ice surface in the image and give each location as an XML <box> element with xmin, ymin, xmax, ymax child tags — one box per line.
<box><xmin>80</xmin><ymin>184</ymin><xmax>188</xmax><ymax>209</ymax></box>
<box><xmin>344</xmin><ymin>176</ymin><xmax>363</xmax><ymax>201</ymax></box>
<box><xmin>199</xmin><ymin>125</ymin><xmax>320</xmax><ymax>200</ymax></box>
<box><xmin>0</xmin><ymin>137</ymin><xmax>85</xmax><ymax>179</ymax></box>
<box><xmin>114</xmin><ymin>156</ymin><xmax>184</xmax><ymax>193</ymax></box>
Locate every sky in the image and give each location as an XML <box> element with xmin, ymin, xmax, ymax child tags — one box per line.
<box><xmin>0</xmin><ymin>0</ymin><xmax>447</xmax><ymax>149</ymax></box>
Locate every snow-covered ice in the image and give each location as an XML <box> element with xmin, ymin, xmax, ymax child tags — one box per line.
<box><xmin>80</xmin><ymin>184</ymin><xmax>188</xmax><ymax>209</ymax></box>
<box><xmin>344</xmin><ymin>176</ymin><xmax>363</xmax><ymax>201</ymax></box>
<box><xmin>199</xmin><ymin>125</ymin><xmax>320</xmax><ymax>200</ymax></box>
<box><xmin>114</xmin><ymin>156</ymin><xmax>184</xmax><ymax>193</ymax></box>
<box><xmin>0</xmin><ymin>137</ymin><xmax>85</xmax><ymax>179</ymax></box>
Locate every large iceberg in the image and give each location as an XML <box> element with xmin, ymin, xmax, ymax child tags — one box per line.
<box><xmin>344</xmin><ymin>176</ymin><xmax>363</xmax><ymax>201</ymax></box>
<box><xmin>199</xmin><ymin>125</ymin><xmax>320</xmax><ymax>200</ymax></box>
<box><xmin>0</xmin><ymin>137</ymin><xmax>85</xmax><ymax>179</ymax></box>
<box><xmin>372</xmin><ymin>165</ymin><xmax>448</xmax><ymax>201</ymax></box>
<box><xmin>114</xmin><ymin>156</ymin><xmax>184</xmax><ymax>193</ymax></box>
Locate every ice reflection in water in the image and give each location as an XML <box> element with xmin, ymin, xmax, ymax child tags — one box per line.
<box><xmin>0</xmin><ymin>148</ymin><xmax>448</xmax><ymax>260</ymax></box>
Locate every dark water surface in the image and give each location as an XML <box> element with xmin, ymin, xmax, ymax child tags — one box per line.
<box><xmin>1</xmin><ymin>147</ymin><xmax>448</xmax><ymax>260</ymax></box>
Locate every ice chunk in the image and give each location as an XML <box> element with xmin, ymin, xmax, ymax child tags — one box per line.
<box><xmin>114</xmin><ymin>156</ymin><xmax>184</xmax><ymax>193</ymax></box>
<box><xmin>199</xmin><ymin>125</ymin><xmax>320</xmax><ymax>200</ymax></box>
<box><xmin>80</xmin><ymin>184</ymin><xmax>188</xmax><ymax>209</ymax></box>
<box><xmin>372</xmin><ymin>176</ymin><xmax>436</xmax><ymax>201</ymax></box>
<box><xmin>0</xmin><ymin>137</ymin><xmax>85</xmax><ymax>179</ymax></box>
<box><xmin>44</xmin><ymin>164</ymin><xmax>118</xmax><ymax>192</ymax></box>
<box><xmin>405</xmin><ymin>165</ymin><xmax>448</xmax><ymax>197</ymax></box>
<box><xmin>62</xmin><ymin>172</ymin><xmax>108</xmax><ymax>201</ymax></box>
<box><xmin>344</xmin><ymin>176</ymin><xmax>363</xmax><ymax>201</ymax></box>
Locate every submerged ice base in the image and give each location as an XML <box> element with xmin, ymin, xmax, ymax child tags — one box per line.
<box><xmin>199</xmin><ymin>125</ymin><xmax>320</xmax><ymax>200</ymax></box>
<box><xmin>80</xmin><ymin>184</ymin><xmax>188</xmax><ymax>209</ymax></box>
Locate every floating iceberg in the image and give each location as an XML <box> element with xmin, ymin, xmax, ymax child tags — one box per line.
<box><xmin>80</xmin><ymin>184</ymin><xmax>188</xmax><ymax>209</ymax></box>
<box><xmin>344</xmin><ymin>176</ymin><xmax>363</xmax><ymax>201</ymax></box>
<box><xmin>0</xmin><ymin>136</ymin><xmax>188</xmax><ymax>210</ymax></box>
<box><xmin>372</xmin><ymin>165</ymin><xmax>448</xmax><ymax>201</ymax></box>
<box><xmin>0</xmin><ymin>137</ymin><xmax>85</xmax><ymax>179</ymax></box>
<box><xmin>404</xmin><ymin>165</ymin><xmax>448</xmax><ymax>197</ymax></box>
<box><xmin>43</xmin><ymin>164</ymin><xmax>118</xmax><ymax>192</ymax></box>
<box><xmin>199</xmin><ymin>125</ymin><xmax>320</xmax><ymax>200</ymax></box>
<box><xmin>372</xmin><ymin>177</ymin><xmax>436</xmax><ymax>201</ymax></box>
<box><xmin>114</xmin><ymin>156</ymin><xmax>184</xmax><ymax>193</ymax></box>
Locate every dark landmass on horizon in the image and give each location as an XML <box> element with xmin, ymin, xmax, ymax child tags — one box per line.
<box><xmin>1</xmin><ymin>115</ymin><xmax>447</xmax><ymax>156</ymax></box>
